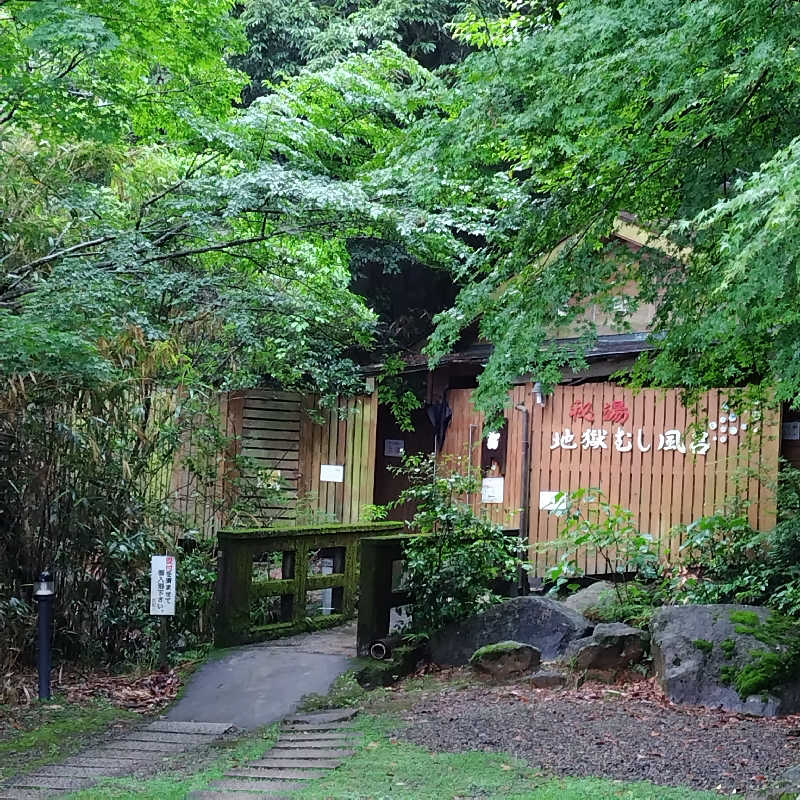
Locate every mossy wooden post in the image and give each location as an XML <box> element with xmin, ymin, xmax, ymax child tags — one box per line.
<box><xmin>294</xmin><ymin>540</ymin><xmax>309</xmax><ymax>620</ymax></box>
<box><xmin>216</xmin><ymin>538</ymin><xmax>255</xmax><ymax>648</ymax></box>
<box><xmin>280</xmin><ymin>550</ymin><xmax>295</xmax><ymax>622</ymax></box>
<box><xmin>214</xmin><ymin>522</ymin><xmax>404</xmax><ymax>647</ymax></box>
<box><xmin>356</xmin><ymin>535</ymin><xmax>415</xmax><ymax>657</ymax></box>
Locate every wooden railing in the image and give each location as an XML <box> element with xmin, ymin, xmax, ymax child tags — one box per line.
<box><xmin>214</xmin><ymin>521</ymin><xmax>404</xmax><ymax>646</ymax></box>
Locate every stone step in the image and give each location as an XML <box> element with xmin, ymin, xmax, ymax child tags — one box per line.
<box><xmin>147</xmin><ymin>721</ymin><xmax>236</xmax><ymax>735</ymax></box>
<box><xmin>227</xmin><ymin>768</ymin><xmax>327</xmax><ymax>780</ymax></box>
<box><xmin>0</xmin><ymin>790</ymin><xmax>53</xmax><ymax>800</ymax></box>
<box><xmin>286</xmin><ymin>709</ymin><xmax>357</xmax><ymax>725</ymax></box>
<box><xmin>121</xmin><ymin>731</ymin><xmax>219</xmax><ymax>745</ymax></box>
<box><xmin>266</xmin><ymin>747</ymin><xmax>354</xmax><ymax>760</ymax></box>
<box><xmin>187</xmin><ymin>792</ymin><xmax>291</xmax><ymax>800</ymax></box>
<box><xmin>249</xmin><ymin>758</ymin><xmax>343</xmax><ymax>770</ymax></box>
<box><xmin>28</xmin><ymin>765</ymin><xmax>119</xmax><ymax>777</ymax></box>
<box><xmin>209</xmin><ymin>779</ymin><xmax>301</xmax><ymax>793</ymax></box>
<box><xmin>61</xmin><ymin>758</ymin><xmax>146</xmax><ymax>771</ymax></box>
<box><xmin>79</xmin><ymin>748</ymin><xmax>160</xmax><ymax>761</ymax></box>
<box><xmin>108</xmin><ymin>739</ymin><xmax>190</xmax><ymax>752</ymax></box>
<box><xmin>281</xmin><ymin>721</ymin><xmax>355</xmax><ymax>732</ymax></box>
<box><xmin>6</xmin><ymin>776</ymin><xmax>93</xmax><ymax>791</ymax></box>
<box><xmin>279</xmin><ymin>732</ymin><xmax>354</xmax><ymax>743</ymax></box>
<box><xmin>272</xmin><ymin>740</ymin><xmax>354</xmax><ymax>750</ymax></box>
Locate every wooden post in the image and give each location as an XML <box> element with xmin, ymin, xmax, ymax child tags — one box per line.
<box><xmin>159</xmin><ymin>616</ymin><xmax>169</xmax><ymax>670</ymax></box>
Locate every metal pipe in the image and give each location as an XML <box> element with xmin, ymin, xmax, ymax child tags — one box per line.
<box><xmin>467</xmin><ymin>423</ymin><xmax>478</xmax><ymax>504</ymax></box>
<box><xmin>515</xmin><ymin>403</ymin><xmax>531</xmax><ymax>595</ymax></box>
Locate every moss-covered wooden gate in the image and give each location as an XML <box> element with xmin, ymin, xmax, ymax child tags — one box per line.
<box><xmin>214</xmin><ymin>521</ymin><xmax>403</xmax><ymax>646</ymax></box>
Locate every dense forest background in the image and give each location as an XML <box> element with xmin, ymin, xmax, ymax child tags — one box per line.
<box><xmin>3</xmin><ymin>0</ymin><xmax>800</xmax><ymax>665</ymax></box>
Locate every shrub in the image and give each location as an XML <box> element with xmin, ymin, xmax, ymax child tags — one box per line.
<box><xmin>667</xmin><ymin>475</ymin><xmax>800</xmax><ymax>617</ymax></box>
<box><xmin>540</xmin><ymin>488</ymin><xmax>661</xmax><ymax>604</ymax></box>
<box><xmin>390</xmin><ymin>454</ymin><xmax>524</xmax><ymax>635</ymax></box>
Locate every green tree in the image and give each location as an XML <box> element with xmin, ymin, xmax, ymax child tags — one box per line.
<box><xmin>372</xmin><ymin>0</ymin><xmax>800</xmax><ymax>423</ymax></box>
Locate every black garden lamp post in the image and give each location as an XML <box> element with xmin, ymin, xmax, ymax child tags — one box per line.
<box><xmin>33</xmin><ymin>571</ymin><xmax>55</xmax><ymax>700</ymax></box>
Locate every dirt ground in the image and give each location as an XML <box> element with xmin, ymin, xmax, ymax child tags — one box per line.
<box><xmin>390</xmin><ymin>671</ymin><xmax>800</xmax><ymax>796</ymax></box>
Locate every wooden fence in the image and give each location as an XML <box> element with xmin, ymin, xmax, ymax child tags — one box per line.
<box><xmin>160</xmin><ymin>388</ymin><xmax>379</xmax><ymax>537</ymax></box>
<box><xmin>440</xmin><ymin>384</ymin><xmax>780</xmax><ymax>574</ymax></box>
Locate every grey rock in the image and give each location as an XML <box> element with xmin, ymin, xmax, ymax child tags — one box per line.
<box><xmin>563</xmin><ymin>582</ymin><xmax>617</xmax><ymax>617</ymax></box>
<box><xmin>651</xmin><ymin>604</ymin><xmax>800</xmax><ymax>716</ymax></box>
<box><xmin>430</xmin><ymin>596</ymin><xmax>593</xmax><ymax>666</ymax></box>
<box><xmin>748</xmin><ymin>764</ymin><xmax>800</xmax><ymax>799</ymax></box>
<box><xmin>469</xmin><ymin>641</ymin><xmax>542</xmax><ymax>679</ymax></box>
<box><xmin>529</xmin><ymin>668</ymin><xmax>568</xmax><ymax>689</ymax></box>
<box><xmin>566</xmin><ymin>622</ymin><xmax>647</xmax><ymax>670</ymax></box>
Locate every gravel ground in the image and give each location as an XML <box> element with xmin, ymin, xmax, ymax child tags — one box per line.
<box><xmin>396</xmin><ymin>676</ymin><xmax>800</xmax><ymax>795</ymax></box>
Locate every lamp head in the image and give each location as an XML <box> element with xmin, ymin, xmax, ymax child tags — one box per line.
<box><xmin>34</xmin><ymin>571</ymin><xmax>54</xmax><ymax>598</ymax></box>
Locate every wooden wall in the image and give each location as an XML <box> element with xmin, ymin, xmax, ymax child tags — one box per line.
<box><xmin>297</xmin><ymin>391</ymin><xmax>379</xmax><ymax>525</ymax></box>
<box><xmin>165</xmin><ymin>389</ymin><xmax>379</xmax><ymax>535</ymax></box>
<box><xmin>440</xmin><ymin>384</ymin><xmax>780</xmax><ymax>575</ymax></box>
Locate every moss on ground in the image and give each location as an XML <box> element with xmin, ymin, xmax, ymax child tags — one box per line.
<box><xmin>693</xmin><ymin>639</ymin><xmax>714</xmax><ymax>655</ymax></box>
<box><xmin>298</xmin><ymin>670</ymin><xmax>368</xmax><ymax>711</ymax></box>
<box><xmin>0</xmin><ymin>698</ymin><xmax>137</xmax><ymax>779</ymax></box>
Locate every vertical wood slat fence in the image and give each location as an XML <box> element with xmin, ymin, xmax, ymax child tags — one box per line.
<box><xmin>159</xmin><ymin>389</ymin><xmax>379</xmax><ymax>538</ymax></box>
<box><xmin>440</xmin><ymin>384</ymin><xmax>780</xmax><ymax>575</ymax></box>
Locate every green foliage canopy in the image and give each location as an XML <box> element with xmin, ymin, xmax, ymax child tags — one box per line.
<box><xmin>371</xmin><ymin>0</ymin><xmax>800</xmax><ymax>423</ymax></box>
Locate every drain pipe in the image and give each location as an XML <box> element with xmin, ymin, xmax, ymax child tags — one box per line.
<box><xmin>466</xmin><ymin>423</ymin><xmax>478</xmax><ymax>505</ymax></box>
<box><xmin>514</xmin><ymin>402</ymin><xmax>531</xmax><ymax>595</ymax></box>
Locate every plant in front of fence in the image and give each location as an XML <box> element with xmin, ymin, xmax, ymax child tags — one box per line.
<box><xmin>388</xmin><ymin>454</ymin><xmax>524</xmax><ymax>635</ymax></box>
<box><xmin>668</xmin><ymin>468</ymin><xmax>800</xmax><ymax>618</ymax></box>
<box><xmin>541</xmin><ymin>488</ymin><xmax>662</xmax><ymax>617</ymax></box>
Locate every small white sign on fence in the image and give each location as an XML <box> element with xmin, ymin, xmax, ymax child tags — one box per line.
<box><xmin>150</xmin><ymin>555</ymin><xmax>176</xmax><ymax>616</ymax></box>
<box><xmin>481</xmin><ymin>476</ymin><xmax>504</xmax><ymax>504</ymax></box>
<box><xmin>320</xmin><ymin>464</ymin><xmax>344</xmax><ymax>482</ymax></box>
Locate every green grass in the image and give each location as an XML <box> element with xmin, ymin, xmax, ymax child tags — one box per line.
<box><xmin>63</xmin><ymin>724</ymin><xmax>279</xmax><ymax>799</ymax></box>
<box><xmin>0</xmin><ymin>697</ymin><xmax>137</xmax><ymax>779</ymax></box>
<box><xmin>291</xmin><ymin>715</ymin><xmax>723</xmax><ymax>800</ymax></box>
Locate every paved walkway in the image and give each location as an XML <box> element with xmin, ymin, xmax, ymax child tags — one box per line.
<box><xmin>167</xmin><ymin>623</ymin><xmax>357</xmax><ymax>730</ymax></box>
<box><xmin>0</xmin><ymin>623</ymin><xmax>358</xmax><ymax>798</ymax></box>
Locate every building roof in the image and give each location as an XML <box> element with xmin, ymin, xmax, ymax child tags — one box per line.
<box><xmin>362</xmin><ymin>332</ymin><xmax>652</xmax><ymax>376</ymax></box>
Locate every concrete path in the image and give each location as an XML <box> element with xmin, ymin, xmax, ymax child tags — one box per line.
<box><xmin>188</xmin><ymin>708</ymin><xmax>359</xmax><ymax>800</ymax></box>
<box><xmin>166</xmin><ymin>623</ymin><xmax>357</xmax><ymax>730</ymax></box>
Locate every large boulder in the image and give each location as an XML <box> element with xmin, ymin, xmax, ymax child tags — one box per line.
<box><xmin>650</xmin><ymin>604</ymin><xmax>800</xmax><ymax>716</ymax></box>
<box><xmin>469</xmin><ymin>641</ymin><xmax>541</xmax><ymax>679</ymax></box>
<box><xmin>563</xmin><ymin>582</ymin><xmax>617</xmax><ymax>617</ymax></box>
<box><xmin>430</xmin><ymin>596</ymin><xmax>592</xmax><ymax>666</ymax></box>
<box><xmin>565</xmin><ymin>622</ymin><xmax>647</xmax><ymax>670</ymax></box>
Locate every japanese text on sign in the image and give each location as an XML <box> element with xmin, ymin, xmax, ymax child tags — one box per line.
<box><xmin>552</xmin><ymin>402</ymin><xmax>750</xmax><ymax>456</ymax></box>
<box><xmin>150</xmin><ymin>555</ymin><xmax>176</xmax><ymax>616</ymax></box>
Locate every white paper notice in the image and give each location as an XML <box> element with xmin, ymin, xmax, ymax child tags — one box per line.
<box><xmin>150</xmin><ymin>555</ymin><xmax>176</xmax><ymax>616</ymax></box>
<box><xmin>481</xmin><ymin>477</ymin><xmax>504</xmax><ymax>504</ymax></box>
<box><xmin>320</xmin><ymin>464</ymin><xmax>344</xmax><ymax>482</ymax></box>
